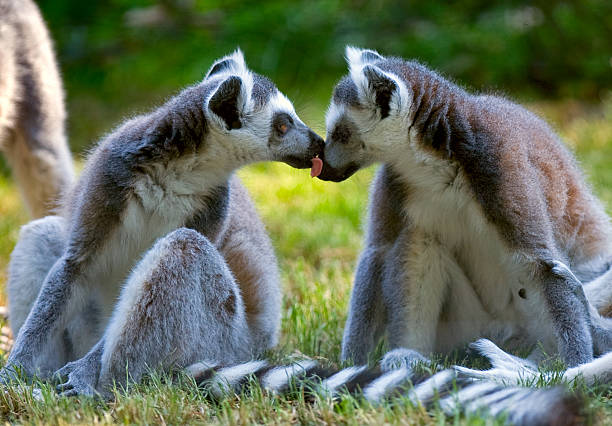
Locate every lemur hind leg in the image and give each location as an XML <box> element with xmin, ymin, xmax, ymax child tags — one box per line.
<box><xmin>56</xmin><ymin>228</ymin><xmax>253</xmax><ymax>398</ymax></box>
<box><xmin>7</xmin><ymin>216</ymin><xmax>66</xmax><ymax>336</ymax></box>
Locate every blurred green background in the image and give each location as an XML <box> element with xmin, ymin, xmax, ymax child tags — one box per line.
<box><xmin>34</xmin><ymin>0</ymin><xmax>612</xmax><ymax>152</ymax></box>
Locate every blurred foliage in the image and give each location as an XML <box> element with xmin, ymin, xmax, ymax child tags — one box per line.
<box><xmin>35</xmin><ymin>0</ymin><xmax>612</xmax><ymax>152</ymax></box>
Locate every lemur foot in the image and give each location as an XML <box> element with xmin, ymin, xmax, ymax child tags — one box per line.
<box><xmin>55</xmin><ymin>359</ymin><xmax>99</xmax><ymax>398</ymax></box>
<box><xmin>380</xmin><ymin>348</ymin><xmax>427</xmax><ymax>372</ymax></box>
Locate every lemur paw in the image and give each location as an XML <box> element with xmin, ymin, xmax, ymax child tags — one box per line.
<box><xmin>380</xmin><ymin>348</ymin><xmax>427</xmax><ymax>372</ymax></box>
<box><xmin>55</xmin><ymin>360</ymin><xmax>98</xmax><ymax>398</ymax></box>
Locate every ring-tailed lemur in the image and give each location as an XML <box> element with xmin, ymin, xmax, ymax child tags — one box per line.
<box><xmin>0</xmin><ymin>0</ymin><xmax>75</xmax><ymax>218</ymax></box>
<box><xmin>3</xmin><ymin>49</ymin><xmax>324</xmax><ymax>398</ymax></box>
<box><xmin>316</xmin><ymin>47</ymin><xmax>612</xmax><ymax>370</ymax></box>
<box><xmin>181</xmin><ymin>48</ymin><xmax>610</xmax><ymax>425</ymax></box>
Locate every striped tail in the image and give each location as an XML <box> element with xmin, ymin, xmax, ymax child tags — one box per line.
<box><xmin>186</xmin><ymin>340</ymin><xmax>593</xmax><ymax>426</ymax></box>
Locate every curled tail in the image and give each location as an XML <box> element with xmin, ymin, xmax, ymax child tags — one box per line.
<box><xmin>186</xmin><ymin>341</ymin><xmax>593</xmax><ymax>426</ymax></box>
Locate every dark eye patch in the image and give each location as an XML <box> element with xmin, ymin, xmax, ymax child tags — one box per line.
<box><xmin>272</xmin><ymin>112</ymin><xmax>294</xmax><ymax>136</ymax></box>
<box><xmin>331</xmin><ymin>120</ymin><xmax>353</xmax><ymax>145</ymax></box>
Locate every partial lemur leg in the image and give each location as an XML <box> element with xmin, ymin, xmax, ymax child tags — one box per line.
<box><xmin>589</xmin><ymin>307</ymin><xmax>612</xmax><ymax>355</ymax></box>
<box><xmin>4</xmin><ymin>253</ymin><xmax>92</xmax><ymax>378</ymax></box>
<box><xmin>7</xmin><ymin>216</ymin><xmax>66</xmax><ymax>336</ymax></box>
<box><xmin>583</xmin><ymin>266</ymin><xmax>612</xmax><ymax>317</ymax></box>
<box><xmin>3</xmin><ymin>128</ymin><xmax>74</xmax><ymax>218</ymax></box>
<box><xmin>56</xmin><ymin>228</ymin><xmax>253</xmax><ymax>398</ymax></box>
<box><xmin>343</xmin><ymin>165</ymin><xmax>410</xmax><ymax>367</ymax></box>
<box><xmin>382</xmin><ymin>230</ymin><xmax>451</xmax><ymax>361</ymax></box>
<box><xmin>2</xmin><ymin>24</ymin><xmax>75</xmax><ymax>219</ymax></box>
<box><xmin>341</xmin><ymin>244</ymin><xmax>388</xmax><ymax>365</ymax></box>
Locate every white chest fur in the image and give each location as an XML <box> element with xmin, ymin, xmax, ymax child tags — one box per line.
<box><xmin>394</xmin><ymin>151</ymin><xmax>557</xmax><ymax>354</ymax></box>
<box><xmin>86</xmin><ymin>153</ymin><xmax>231</xmax><ymax>312</ymax></box>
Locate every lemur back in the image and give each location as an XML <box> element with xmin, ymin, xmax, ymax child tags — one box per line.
<box><xmin>0</xmin><ymin>0</ymin><xmax>74</xmax><ymax>217</ymax></box>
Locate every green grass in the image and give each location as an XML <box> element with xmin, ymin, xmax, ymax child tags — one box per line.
<box><xmin>0</xmin><ymin>101</ymin><xmax>611</xmax><ymax>423</ymax></box>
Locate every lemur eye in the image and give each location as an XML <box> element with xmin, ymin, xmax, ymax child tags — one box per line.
<box><xmin>273</xmin><ymin>113</ymin><xmax>294</xmax><ymax>136</ymax></box>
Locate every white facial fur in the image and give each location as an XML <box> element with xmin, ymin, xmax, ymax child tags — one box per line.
<box><xmin>325</xmin><ymin>46</ymin><xmax>414</xmax><ymax>166</ymax></box>
<box><xmin>203</xmin><ymin>49</ymin><xmax>302</xmax><ymax>167</ymax></box>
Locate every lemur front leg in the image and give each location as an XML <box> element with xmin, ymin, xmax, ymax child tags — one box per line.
<box><xmin>2</xmin><ymin>253</ymin><xmax>89</xmax><ymax>380</ymax></box>
<box><xmin>59</xmin><ymin>228</ymin><xmax>253</xmax><ymax>398</ymax></box>
<box><xmin>541</xmin><ymin>260</ymin><xmax>593</xmax><ymax>366</ymax></box>
<box><xmin>3</xmin><ymin>168</ymin><xmax>126</xmax><ymax>380</ymax></box>
<box><xmin>549</xmin><ymin>261</ymin><xmax>612</xmax><ymax>356</ymax></box>
<box><xmin>341</xmin><ymin>242</ymin><xmax>390</xmax><ymax>365</ymax></box>
<box><xmin>380</xmin><ymin>230</ymin><xmax>451</xmax><ymax>371</ymax></box>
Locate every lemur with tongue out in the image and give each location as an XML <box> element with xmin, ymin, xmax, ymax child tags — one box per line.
<box><xmin>318</xmin><ymin>47</ymin><xmax>612</xmax><ymax>370</ymax></box>
<box><xmin>4</xmin><ymin>49</ymin><xmax>324</xmax><ymax>397</ymax></box>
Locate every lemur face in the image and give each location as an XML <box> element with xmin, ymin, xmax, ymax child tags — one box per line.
<box><xmin>204</xmin><ymin>50</ymin><xmax>323</xmax><ymax>168</ymax></box>
<box><xmin>319</xmin><ymin>47</ymin><xmax>411</xmax><ymax>182</ymax></box>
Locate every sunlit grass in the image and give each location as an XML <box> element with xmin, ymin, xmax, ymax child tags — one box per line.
<box><xmin>0</xmin><ymin>101</ymin><xmax>610</xmax><ymax>423</ymax></box>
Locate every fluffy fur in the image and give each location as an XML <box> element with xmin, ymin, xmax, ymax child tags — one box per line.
<box><xmin>0</xmin><ymin>0</ymin><xmax>74</xmax><ymax>217</ymax></box>
<box><xmin>4</xmin><ymin>50</ymin><xmax>324</xmax><ymax>397</ymax></box>
<box><xmin>319</xmin><ymin>47</ymin><xmax>612</xmax><ymax>371</ymax></box>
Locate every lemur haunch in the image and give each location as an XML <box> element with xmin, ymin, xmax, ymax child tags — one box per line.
<box><xmin>4</xmin><ymin>50</ymin><xmax>324</xmax><ymax>397</ymax></box>
<box><xmin>0</xmin><ymin>0</ymin><xmax>75</xmax><ymax>218</ymax></box>
<box><xmin>319</xmin><ymin>47</ymin><xmax>612</xmax><ymax>369</ymax></box>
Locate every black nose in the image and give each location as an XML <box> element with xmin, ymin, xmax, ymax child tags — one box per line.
<box><xmin>308</xmin><ymin>130</ymin><xmax>325</xmax><ymax>154</ymax></box>
<box><xmin>309</xmin><ymin>130</ymin><xmax>324</xmax><ymax>147</ymax></box>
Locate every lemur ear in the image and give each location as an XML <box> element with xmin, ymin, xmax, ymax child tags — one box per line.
<box><xmin>208</xmin><ymin>76</ymin><xmax>245</xmax><ymax>130</ymax></box>
<box><xmin>345</xmin><ymin>46</ymin><xmax>384</xmax><ymax>68</ymax></box>
<box><xmin>205</xmin><ymin>49</ymin><xmax>248</xmax><ymax>80</ymax></box>
<box><xmin>361</xmin><ymin>65</ymin><xmax>397</xmax><ymax>119</ymax></box>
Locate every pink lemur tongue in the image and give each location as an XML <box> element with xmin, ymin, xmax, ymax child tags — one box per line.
<box><xmin>310</xmin><ymin>157</ymin><xmax>323</xmax><ymax>178</ymax></box>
